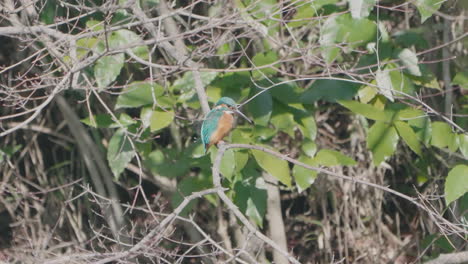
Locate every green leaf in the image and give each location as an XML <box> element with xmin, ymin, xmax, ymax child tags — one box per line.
<box><xmin>86</xmin><ymin>19</ymin><xmax>104</xmax><ymax>31</ymax></box>
<box><xmin>210</xmin><ymin>148</ymin><xmax>236</xmax><ymax>181</ymax></box>
<box><xmin>408</xmin><ymin>114</ymin><xmax>432</xmax><ymax>146</ymax></box>
<box><xmin>234</xmin><ymin>150</ymin><xmax>249</xmax><ymax>173</ymax></box>
<box><xmin>409</xmin><ymin>64</ymin><xmax>440</xmax><ymax>90</ymax></box>
<box><xmin>234</xmin><ymin>180</ymin><xmax>267</xmax><ymax>227</ymax></box>
<box><xmin>269</xmin><ymin>80</ymin><xmax>303</xmax><ymax>104</ymax></box>
<box><xmin>431</xmin><ymin>122</ymin><xmax>458</xmax><ymax>152</ymax></box>
<box><xmin>387</xmin><ymin>63</ymin><xmax>416</xmax><ymax>95</ymax></box>
<box><xmin>81</xmin><ymin>114</ymin><xmax>114</xmax><ymax>128</ymax></box>
<box><xmin>118</xmin><ymin>113</ymin><xmax>137</xmax><ymax>127</ymax></box>
<box><xmin>107</xmin><ymin>128</ymin><xmax>136</xmax><ymax>179</ymax></box>
<box><xmin>287</xmin><ymin>4</ymin><xmax>315</xmax><ymax>28</ymax></box>
<box><xmin>293</xmin><ymin>156</ymin><xmax>318</xmax><ymax>193</ymax></box>
<box><xmin>301</xmin><ymin>139</ymin><xmax>317</xmax><ymax>158</ymax></box>
<box><xmin>314</xmin><ymin>149</ymin><xmax>357</xmax><ymax>166</ymax></box>
<box><xmin>445</xmin><ymin>165</ymin><xmax>468</xmax><ymax>205</ymax></box>
<box><xmin>173</xmin><ymin>71</ymin><xmax>218</xmax><ymax>92</ymax></box>
<box><xmin>251</xmin><ymin>149</ymin><xmax>292</xmax><ymax>187</ymax></box>
<box><xmin>109</xmin><ymin>29</ymin><xmax>149</xmax><ymax>60</ymax></box>
<box><xmin>150</xmin><ymin>109</ymin><xmax>174</xmax><ymax>132</ymax></box>
<box><xmin>253</xmin><ymin>125</ymin><xmax>276</xmax><ymax>141</ymax></box>
<box><xmin>140</xmin><ymin>107</ymin><xmax>153</xmax><ymax>129</ymax></box>
<box><xmin>453</xmin><ymin>71</ymin><xmax>468</xmax><ymax>90</ymax></box>
<box><xmin>171</xmin><ymin>176</ymin><xmax>212</xmax><ymax>216</ymax></box>
<box><xmin>394</xmin><ymin>121</ymin><xmax>422</xmax><ymax>156</ymax></box>
<box><xmin>231</xmin><ymin>128</ymin><xmax>253</xmax><ymax>144</ymax></box>
<box><xmin>376</xmin><ymin>69</ymin><xmax>394</xmax><ymax>102</ymax></box>
<box><xmin>320</xmin><ymin>13</ymin><xmax>377</xmax><ymax>62</ymax></box>
<box><xmin>116</xmin><ymin>82</ymin><xmax>164</xmax><ymax>109</ymax></box>
<box><xmin>367</xmin><ymin>121</ymin><xmax>399</xmax><ymax>165</ymax></box>
<box><xmin>416</xmin><ymin>0</ymin><xmax>443</xmax><ymax>23</ymax></box>
<box><xmin>207</xmin><ymin>73</ymin><xmax>251</xmax><ymax>103</ymax></box>
<box><xmin>145</xmin><ymin>149</ymin><xmax>190</xmax><ymax>178</ymax></box>
<box><xmin>338</xmin><ymin>100</ymin><xmax>388</xmax><ymax>121</ymax></box>
<box><xmin>398</xmin><ymin>48</ymin><xmax>421</xmax><ymax>76</ymax></box>
<box><xmin>297</xmin><ymin>112</ymin><xmax>317</xmax><ymax>140</ymax></box>
<box><xmin>459</xmin><ymin>134</ymin><xmax>468</xmax><ymax>159</ymax></box>
<box><xmin>247</xmin><ymin>89</ymin><xmax>272</xmax><ymax>126</ymax></box>
<box><xmin>270</xmin><ymin>104</ymin><xmax>296</xmax><ymax>137</ymax></box>
<box><xmin>94</xmin><ymin>54</ymin><xmax>125</xmax><ymax>89</ymax></box>
<box><xmin>301</xmin><ymin>79</ymin><xmax>360</xmax><ymax>103</ymax></box>
<box><xmin>76</xmin><ymin>37</ymin><xmax>100</xmax><ymax>58</ymax></box>
<box><xmin>348</xmin><ymin>0</ymin><xmax>375</xmax><ymax>19</ymax></box>
<box><xmin>252</xmin><ymin>51</ymin><xmax>279</xmax><ymax>79</ymax></box>
<box><xmin>358</xmin><ymin>85</ymin><xmax>378</xmax><ymax>104</ymax></box>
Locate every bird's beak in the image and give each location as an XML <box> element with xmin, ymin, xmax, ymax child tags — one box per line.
<box><xmin>234</xmin><ymin>109</ymin><xmax>253</xmax><ymax>124</ymax></box>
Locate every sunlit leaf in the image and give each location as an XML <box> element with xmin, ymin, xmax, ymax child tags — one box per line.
<box><xmin>94</xmin><ymin>54</ymin><xmax>124</xmax><ymax>89</ymax></box>
<box><xmin>140</xmin><ymin>107</ymin><xmax>153</xmax><ymax>129</ymax></box>
<box><xmin>271</xmin><ymin>104</ymin><xmax>296</xmax><ymax>137</ymax></box>
<box><xmin>235</xmin><ymin>150</ymin><xmax>249</xmax><ymax>173</ymax></box>
<box><xmin>107</xmin><ymin>128</ymin><xmax>135</xmax><ymax>178</ymax></box>
<box><xmin>297</xmin><ymin>112</ymin><xmax>317</xmax><ymax>140</ymax></box>
<box><xmin>253</xmin><ymin>125</ymin><xmax>276</xmax><ymax>141</ymax></box>
<box><xmin>398</xmin><ymin>48</ymin><xmax>421</xmax><ymax>76</ymax></box>
<box><xmin>339</xmin><ymin>100</ymin><xmax>388</xmax><ymax>121</ymax></box>
<box><xmin>293</xmin><ymin>156</ymin><xmax>318</xmax><ymax>193</ymax></box>
<box><xmin>150</xmin><ymin>109</ymin><xmax>174</xmax><ymax>132</ymax></box>
<box><xmin>416</xmin><ymin>0</ymin><xmax>443</xmax><ymax>23</ymax></box>
<box><xmin>302</xmin><ymin>139</ymin><xmax>317</xmax><ymax>158</ymax></box>
<box><xmin>348</xmin><ymin>0</ymin><xmax>375</xmax><ymax>19</ymax></box>
<box><xmin>210</xmin><ymin>148</ymin><xmax>235</xmax><ymax>181</ymax></box>
<box><xmin>173</xmin><ymin>71</ymin><xmax>218</xmax><ymax>92</ymax></box>
<box><xmin>376</xmin><ymin>69</ymin><xmax>394</xmax><ymax>102</ymax></box>
<box><xmin>109</xmin><ymin>29</ymin><xmax>149</xmax><ymax>60</ymax></box>
<box><xmin>387</xmin><ymin>63</ymin><xmax>416</xmax><ymax>95</ymax></box>
<box><xmin>431</xmin><ymin>122</ymin><xmax>458</xmax><ymax>152</ymax></box>
<box><xmin>358</xmin><ymin>85</ymin><xmax>378</xmax><ymax>104</ymax></box>
<box><xmin>119</xmin><ymin>113</ymin><xmax>136</xmax><ymax>127</ymax></box>
<box><xmin>251</xmin><ymin>149</ymin><xmax>291</xmax><ymax>187</ymax></box>
<box><xmin>445</xmin><ymin>165</ymin><xmax>468</xmax><ymax>205</ymax></box>
<box><xmin>320</xmin><ymin>13</ymin><xmax>376</xmax><ymax>62</ymax></box>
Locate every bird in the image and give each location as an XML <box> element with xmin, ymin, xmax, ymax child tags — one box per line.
<box><xmin>201</xmin><ymin>97</ymin><xmax>252</xmax><ymax>153</ymax></box>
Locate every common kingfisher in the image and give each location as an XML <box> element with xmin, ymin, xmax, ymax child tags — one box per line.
<box><xmin>201</xmin><ymin>97</ymin><xmax>251</xmax><ymax>153</ymax></box>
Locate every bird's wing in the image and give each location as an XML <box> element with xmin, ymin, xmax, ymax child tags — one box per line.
<box><xmin>201</xmin><ymin>109</ymin><xmax>224</xmax><ymax>147</ymax></box>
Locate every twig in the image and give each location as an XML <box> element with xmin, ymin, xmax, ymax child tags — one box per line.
<box><xmin>216</xmin><ymin>143</ymin><xmax>467</xmax><ymax>237</ymax></box>
<box><xmin>213</xmin><ymin>144</ymin><xmax>302</xmax><ymax>264</ymax></box>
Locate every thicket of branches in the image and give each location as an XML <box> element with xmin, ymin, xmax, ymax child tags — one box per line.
<box><xmin>0</xmin><ymin>0</ymin><xmax>467</xmax><ymax>263</ymax></box>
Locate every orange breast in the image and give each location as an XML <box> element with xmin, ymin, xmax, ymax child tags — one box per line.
<box><xmin>209</xmin><ymin>112</ymin><xmax>234</xmax><ymax>147</ymax></box>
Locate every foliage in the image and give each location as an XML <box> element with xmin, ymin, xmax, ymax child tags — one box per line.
<box><xmin>1</xmin><ymin>0</ymin><xmax>467</xmax><ymax>262</ymax></box>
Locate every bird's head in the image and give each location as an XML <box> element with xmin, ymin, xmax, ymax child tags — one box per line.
<box><xmin>214</xmin><ymin>97</ymin><xmax>252</xmax><ymax>123</ymax></box>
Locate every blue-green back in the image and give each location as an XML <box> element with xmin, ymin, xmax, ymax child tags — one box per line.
<box><xmin>201</xmin><ymin>108</ymin><xmax>226</xmax><ymax>150</ymax></box>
